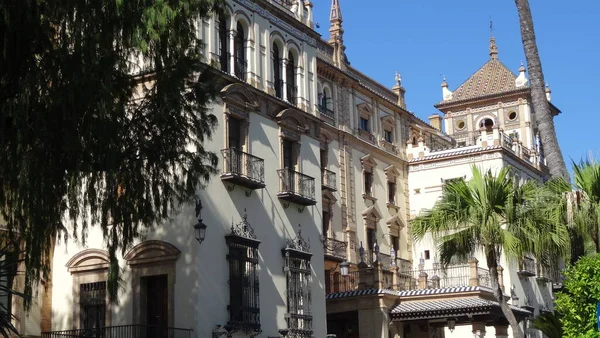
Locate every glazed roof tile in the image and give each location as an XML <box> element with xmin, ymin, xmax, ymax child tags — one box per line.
<box><xmin>440</xmin><ymin>58</ymin><xmax>519</xmax><ymax>104</ymax></box>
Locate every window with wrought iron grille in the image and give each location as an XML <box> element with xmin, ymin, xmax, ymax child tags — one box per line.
<box><xmin>226</xmin><ymin>211</ymin><xmax>261</xmax><ymax>333</ymax></box>
<box><xmin>80</xmin><ymin>281</ymin><xmax>107</xmax><ymax>330</ymax></box>
<box><xmin>283</xmin><ymin>234</ymin><xmax>312</xmax><ymax>338</ymax></box>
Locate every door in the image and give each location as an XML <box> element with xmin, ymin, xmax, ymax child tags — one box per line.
<box><xmin>228</xmin><ymin>118</ymin><xmax>242</xmax><ymax>174</ymax></box>
<box><xmin>145</xmin><ymin>275</ymin><xmax>169</xmax><ymax>338</ymax></box>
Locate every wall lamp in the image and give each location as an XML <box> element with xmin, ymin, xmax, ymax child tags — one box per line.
<box><xmin>194</xmin><ymin>197</ymin><xmax>208</xmax><ymax>244</ymax></box>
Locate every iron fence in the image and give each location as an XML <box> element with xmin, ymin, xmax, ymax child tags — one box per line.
<box><xmin>277</xmin><ymin>168</ymin><xmax>315</xmax><ymax>201</ymax></box>
<box><xmin>42</xmin><ymin>325</ymin><xmax>193</xmax><ymax>338</ymax></box>
<box><xmin>221</xmin><ymin>148</ymin><xmax>265</xmax><ymax>185</ymax></box>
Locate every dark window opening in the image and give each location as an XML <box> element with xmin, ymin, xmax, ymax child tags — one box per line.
<box><xmin>283</xmin><ymin>139</ymin><xmax>296</xmax><ymax>169</ymax></box>
<box><xmin>80</xmin><ymin>281</ymin><xmax>107</xmax><ymax>330</ymax></box>
<box><xmin>481</xmin><ymin>118</ymin><xmax>494</xmax><ymax>132</ymax></box>
<box><xmin>228</xmin><ymin>117</ymin><xmax>242</xmax><ymax>150</ymax></box>
<box><xmin>359</xmin><ymin>118</ymin><xmax>369</xmax><ymax>132</ymax></box>
<box><xmin>384</xmin><ymin>129</ymin><xmax>393</xmax><ymax>143</ymax></box>
<box><xmin>273</xmin><ymin>43</ymin><xmax>282</xmax><ymax>98</ymax></box>
<box><xmin>320</xmin><ymin>149</ymin><xmax>328</xmax><ymax>169</ymax></box>
<box><xmin>364</xmin><ymin>172</ymin><xmax>373</xmax><ymax>196</ymax></box>
<box><xmin>424</xmin><ymin>250</ymin><xmax>430</xmax><ymax>260</ymax></box>
<box><xmin>322</xmin><ymin>209</ymin><xmax>331</xmax><ymax>237</ymax></box>
<box><xmin>390</xmin><ymin>236</ymin><xmax>399</xmax><ymax>254</ymax></box>
<box><xmin>234</xmin><ymin>22</ymin><xmax>246</xmax><ymax>80</ymax></box>
<box><xmin>286</xmin><ymin>52</ymin><xmax>297</xmax><ymax>104</ymax></box>
<box><xmin>218</xmin><ymin>15</ymin><xmax>229</xmax><ymax>73</ymax></box>
<box><xmin>388</xmin><ymin>181</ymin><xmax>396</xmax><ymax>205</ymax></box>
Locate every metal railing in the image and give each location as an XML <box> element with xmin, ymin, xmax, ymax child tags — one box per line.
<box><xmin>234</xmin><ymin>56</ymin><xmax>247</xmax><ymax>81</ymax></box>
<box><xmin>211</xmin><ymin>51</ymin><xmax>229</xmax><ymax>73</ymax></box>
<box><xmin>477</xmin><ymin>267</ymin><xmax>492</xmax><ymax>288</ymax></box>
<box><xmin>323</xmin><ymin>237</ymin><xmax>346</xmax><ymax>260</ymax></box>
<box><xmin>221</xmin><ymin>148</ymin><xmax>265</xmax><ymax>184</ymax></box>
<box><xmin>410</xmin><ymin>264</ymin><xmax>472</xmax><ymax>289</ymax></box>
<box><xmin>277</xmin><ymin>168</ymin><xmax>315</xmax><ymax>201</ymax></box>
<box><xmin>519</xmin><ymin>257</ymin><xmax>536</xmax><ymax>276</ymax></box>
<box><xmin>321</xmin><ymin>169</ymin><xmax>336</xmax><ymax>190</ymax></box>
<box><xmin>318</xmin><ymin>105</ymin><xmax>334</xmax><ymax>119</ymax></box>
<box><xmin>325</xmin><ymin>271</ymin><xmax>359</xmax><ymax>294</ymax></box>
<box><xmin>42</xmin><ymin>325</ymin><xmax>193</xmax><ymax>338</ymax></box>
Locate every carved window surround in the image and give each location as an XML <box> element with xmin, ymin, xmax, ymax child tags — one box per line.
<box><xmin>66</xmin><ymin>249</ymin><xmax>112</xmax><ymax>329</ymax></box>
<box><xmin>385</xmin><ymin>165</ymin><xmax>400</xmax><ymax>208</ymax></box>
<box><xmin>221</xmin><ymin>83</ymin><xmax>259</xmax><ymax>151</ymax></box>
<box><xmin>360</xmin><ymin>154</ymin><xmax>377</xmax><ymax>200</ymax></box>
<box><xmin>123</xmin><ymin>240</ymin><xmax>181</xmax><ymax>327</ymax></box>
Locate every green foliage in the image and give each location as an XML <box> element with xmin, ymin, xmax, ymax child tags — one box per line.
<box><xmin>0</xmin><ymin>0</ymin><xmax>224</xmax><ymax>308</ymax></box>
<box><xmin>531</xmin><ymin>311</ymin><xmax>563</xmax><ymax>338</ymax></box>
<box><xmin>555</xmin><ymin>255</ymin><xmax>600</xmax><ymax>337</ymax></box>
<box><xmin>0</xmin><ymin>244</ymin><xmax>27</xmax><ymax>338</ymax></box>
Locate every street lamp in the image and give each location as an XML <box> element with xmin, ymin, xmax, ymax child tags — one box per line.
<box><xmin>340</xmin><ymin>261</ymin><xmax>350</xmax><ymax>277</ymax></box>
<box><xmin>194</xmin><ymin>198</ymin><xmax>208</xmax><ymax>244</ymax></box>
<box><xmin>447</xmin><ymin>318</ymin><xmax>456</xmax><ymax>333</ymax></box>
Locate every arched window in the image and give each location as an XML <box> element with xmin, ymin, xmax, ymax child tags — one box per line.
<box><xmin>272</xmin><ymin>43</ymin><xmax>282</xmax><ymax>99</ymax></box>
<box><xmin>286</xmin><ymin>51</ymin><xmax>296</xmax><ymax>104</ymax></box>
<box><xmin>234</xmin><ymin>22</ymin><xmax>246</xmax><ymax>80</ymax></box>
<box><xmin>481</xmin><ymin>118</ymin><xmax>494</xmax><ymax>132</ymax></box>
<box><xmin>218</xmin><ymin>14</ymin><xmax>229</xmax><ymax>73</ymax></box>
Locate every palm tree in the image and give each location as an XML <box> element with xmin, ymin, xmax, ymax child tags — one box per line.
<box><xmin>531</xmin><ymin>312</ymin><xmax>563</xmax><ymax>338</ymax></box>
<box><xmin>412</xmin><ymin>166</ymin><xmax>568</xmax><ymax>338</ymax></box>
<box><xmin>514</xmin><ymin>0</ymin><xmax>569</xmax><ymax>181</ymax></box>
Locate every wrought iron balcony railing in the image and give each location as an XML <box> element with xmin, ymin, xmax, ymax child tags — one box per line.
<box><xmin>234</xmin><ymin>56</ymin><xmax>247</xmax><ymax>82</ymax></box>
<box><xmin>211</xmin><ymin>51</ymin><xmax>230</xmax><ymax>74</ymax></box>
<box><xmin>321</xmin><ymin>169</ymin><xmax>337</xmax><ymax>191</ymax></box>
<box><xmin>274</xmin><ymin>78</ymin><xmax>284</xmax><ymax>100</ymax></box>
<box><xmin>318</xmin><ymin>105</ymin><xmax>334</xmax><ymax>119</ymax></box>
<box><xmin>277</xmin><ymin>168</ymin><xmax>316</xmax><ymax>207</ymax></box>
<box><xmin>42</xmin><ymin>325</ymin><xmax>193</xmax><ymax>338</ymax></box>
<box><xmin>404</xmin><ymin>264</ymin><xmax>493</xmax><ymax>290</ymax></box>
<box><xmin>325</xmin><ymin>271</ymin><xmax>359</xmax><ymax>294</ymax></box>
<box><xmin>518</xmin><ymin>257</ymin><xmax>536</xmax><ymax>277</ymax></box>
<box><xmin>221</xmin><ymin>148</ymin><xmax>266</xmax><ymax>191</ymax></box>
<box><xmin>322</xmin><ymin>237</ymin><xmax>347</xmax><ymax>261</ymax></box>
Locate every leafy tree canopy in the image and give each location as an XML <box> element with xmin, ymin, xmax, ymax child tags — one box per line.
<box><xmin>0</xmin><ymin>0</ymin><xmax>224</xmax><ymax>305</ymax></box>
<box><xmin>555</xmin><ymin>254</ymin><xmax>600</xmax><ymax>337</ymax></box>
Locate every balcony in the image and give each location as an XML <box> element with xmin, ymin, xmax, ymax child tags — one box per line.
<box><xmin>321</xmin><ymin>169</ymin><xmax>337</xmax><ymax>192</ymax></box>
<box><xmin>407</xmin><ymin>264</ymin><xmax>493</xmax><ymax>290</ymax></box>
<box><xmin>318</xmin><ymin>104</ymin><xmax>334</xmax><ymax>120</ymax></box>
<box><xmin>325</xmin><ymin>271</ymin><xmax>359</xmax><ymax>294</ymax></box>
<box><xmin>277</xmin><ymin>168</ymin><xmax>316</xmax><ymax>207</ymax></box>
<box><xmin>322</xmin><ymin>237</ymin><xmax>347</xmax><ymax>261</ymax></box>
<box><xmin>221</xmin><ymin>148</ymin><xmax>266</xmax><ymax>191</ymax></box>
<box><xmin>234</xmin><ymin>56</ymin><xmax>247</xmax><ymax>82</ymax></box>
<box><xmin>286</xmin><ymin>82</ymin><xmax>298</xmax><ymax>105</ymax></box>
<box><xmin>42</xmin><ymin>325</ymin><xmax>193</xmax><ymax>338</ymax></box>
<box><xmin>518</xmin><ymin>257</ymin><xmax>536</xmax><ymax>277</ymax></box>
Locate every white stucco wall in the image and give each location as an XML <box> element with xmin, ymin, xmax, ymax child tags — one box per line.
<box><xmin>409</xmin><ymin>151</ymin><xmax>551</xmax><ymax>338</ymax></box>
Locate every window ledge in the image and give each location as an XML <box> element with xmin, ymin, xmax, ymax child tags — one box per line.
<box><xmin>362</xmin><ymin>194</ymin><xmax>377</xmax><ymax>202</ymax></box>
<box><xmin>386</xmin><ymin>203</ymin><xmax>399</xmax><ymax>211</ymax></box>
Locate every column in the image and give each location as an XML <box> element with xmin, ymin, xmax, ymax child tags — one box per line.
<box><xmin>494</xmin><ymin>325</ymin><xmax>508</xmax><ymax>338</ymax></box>
<box><xmin>208</xmin><ymin>16</ymin><xmax>216</xmax><ymax>60</ymax></box>
<box><xmin>282</xmin><ymin>45</ymin><xmax>288</xmax><ymax>102</ymax></box>
<box><xmin>229</xmin><ymin>30</ymin><xmax>236</xmax><ymax>76</ymax></box>
<box><xmin>468</xmin><ymin>257</ymin><xmax>479</xmax><ymax>287</ymax></box>
<box><xmin>472</xmin><ymin>322</ymin><xmax>486</xmax><ymax>338</ymax></box>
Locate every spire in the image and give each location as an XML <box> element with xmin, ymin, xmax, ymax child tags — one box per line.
<box><xmin>328</xmin><ymin>0</ymin><xmax>347</xmax><ymax>68</ymax></box>
<box><xmin>515</xmin><ymin>61</ymin><xmax>528</xmax><ymax>88</ymax></box>
<box><xmin>545</xmin><ymin>83</ymin><xmax>552</xmax><ymax>101</ymax></box>
<box><xmin>489</xmin><ymin>36</ymin><xmax>498</xmax><ymax>59</ymax></box>
<box><xmin>441</xmin><ymin>75</ymin><xmax>453</xmax><ymax>101</ymax></box>
<box><xmin>330</xmin><ymin>0</ymin><xmax>342</xmax><ymax>23</ymax></box>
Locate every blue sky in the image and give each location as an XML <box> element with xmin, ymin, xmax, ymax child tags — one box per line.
<box><xmin>312</xmin><ymin>0</ymin><xmax>599</xmax><ymax>170</ymax></box>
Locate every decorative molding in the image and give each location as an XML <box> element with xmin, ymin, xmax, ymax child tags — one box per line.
<box><xmin>360</xmin><ymin>154</ymin><xmax>377</xmax><ymax>170</ymax></box>
<box><xmin>409</xmin><ymin>153</ymin><xmax>503</xmax><ymax>172</ymax></box>
<box><xmin>386</xmin><ymin>215</ymin><xmax>405</xmax><ymax>232</ymax></box>
<box><xmin>221</xmin><ymin>83</ymin><xmax>259</xmax><ymax>112</ymax></box>
<box><xmin>66</xmin><ymin>249</ymin><xmax>110</xmax><ymax>273</ymax></box>
<box><xmin>124</xmin><ymin>240</ymin><xmax>181</xmax><ymax>266</ymax></box>
<box><xmin>362</xmin><ymin>205</ymin><xmax>382</xmax><ymax>222</ymax></box>
<box><xmin>285</xmin><ymin>224</ymin><xmax>311</xmax><ymax>254</ymax></box>
<box><xmin>276</xmin><ymin>108</ymin><xmax>310</xmax><ymax>134</ymax></box>
<box><xmin>229</xmin><ymin>209</ymin><xmax>259</xmax><ymax>241</ymax></box>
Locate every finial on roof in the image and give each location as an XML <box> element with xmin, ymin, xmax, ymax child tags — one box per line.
<box><xmin>395</xmin><ymin>70</ymin><xmax>402</xmax><ymax>86</ymax></box>
<box><xmin>519</xmin><ymin>61</ymin><xmax>526</xmax><ymax>73</ymax></box>
<box><xmin>489</xmin><ymin>36</ymin><xmax>499</xmax><ymax>59</ymax></box>
<box><xmin>441</xmin><ymin>75</ymin><xmax>448</xmax><ymax>88</ymax></box>
<box><xmin>330</xmin><ymin>0</ymin><xmax>342</xmax><ymax>23</ymax></box>
<box><xmin>545</xmin><ymin>83</ymin><xmax>552</xmax><ymax>101</ymax></box>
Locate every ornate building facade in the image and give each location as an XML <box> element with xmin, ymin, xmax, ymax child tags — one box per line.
<box><xmin>1</xmin><ymin>1</ymin><xmax>564</xmax><ymax>338</ymax></box>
